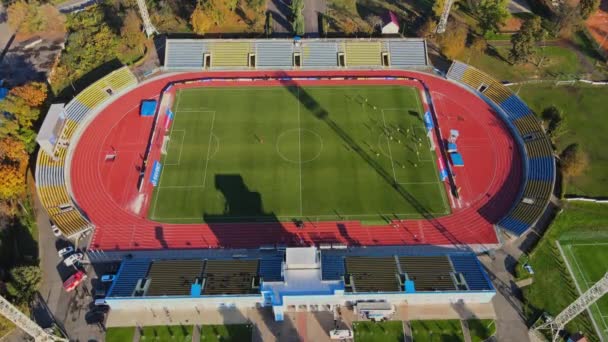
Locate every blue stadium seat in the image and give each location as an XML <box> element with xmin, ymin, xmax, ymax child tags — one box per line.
<box><xmin>259</xmin><ymin>255</ymin><xmax>284</xmax><ymax>282</ymax></box>
<box><xmin>500</xmin><ymin>95</ymin><xmax>531</xmax><ymax>120</ymax></box>
<box><xmin>498</xmin><ymin>216</ymin><xmax>531</xmax><ymax>235</ymax></box>
<box><xmin>528</xmin><ymin>156</ymin><xmax>554</xmax><ymax>181</ymax></box>
<box><xmin>450</xmin><ymin>254</ymin><xmax>493</xmax><ymax>291</ymax></box>
<box><xmin>321</xmin><ymin>254</ymin><xmax>345</xmax><ymax>281</ymax></box>
<box><xmin>108</xmin><ymin>259</ymin><xmax>151</xmax><ymax>297</ymax></box>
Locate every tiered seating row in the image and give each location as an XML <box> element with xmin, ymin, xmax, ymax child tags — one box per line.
<box><xmin>165</xmin><ymin>40</ymin><xmax>206</xmax><ymax>69</ymax></box>
<box><xmin>257</xmin><ymin>41</ymin><xmax>293</xmax><ymax>68</ymax></box>
<box><xmin>210</xmin><ymin>42</ymin><xmax>252</xmax><ymax>68</ymax></box>
<box><xmin>203</xmin><ymin>260</ymin><xmax>259</xmax><ymax>295</ymax></box>
<box><xmin>446</xmin><ymin>61</ymin><xmax>555</xmax><ymax>236</ymax></box>
<box><xmin>146</xmin><ymin>260</ymin><xmax>205</xmax><ymax>296</ymax></box>
<box><xmin>35</xmin><ymin>67</ymin><xmax>138</xmax><ymax>238</ymax></box>
<box><xmin>164</xmin><ymin>39</ymin><xmax>429</xmax><ymax>70</ymax></box>
<box><xmin>345</xmin><ymin>41</ymin><xmax>382</xmax><ymax>67</ymax></box>
<box><xmin>399</xmin><ymin>256</ymin><xmax>456</xmax><ymax>291</ymax></box>
<box><xmin>449</xmin><ymin>255</ymin><xmax>493</xmax><ymax>291</ymax></box>
<box><xmin>259</xmin><ymin>255</ymin><xmax>284</xmax><ymax>282</ymax></box>
<box><xmin>388</xmin><ymin>40</ymin><xmax>427</xmax><ymax>67</ymax></box>
<box><xmin>321</xmin><ymin>254</ymin><xmax>345</xmax><ymax>281</ymax></box>
<box><xmin>302</xmin><ymin>41</ymin><xmax>338</xmax><ymax>68</ymax></box>
<box><xmin>345</xmin><ymin>257</ymin><xmax>400</xmax><ymax>292</ymax></box>
<box><xmin>109</xmin><ymin>259</ymin><xmax>152</xmax><ymax>297</ymax></box>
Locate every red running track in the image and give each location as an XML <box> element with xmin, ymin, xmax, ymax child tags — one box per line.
<box><xmin>70</xmin><ymin>70</ymin><xmax>521</xmax><ymax>251</ymax></box>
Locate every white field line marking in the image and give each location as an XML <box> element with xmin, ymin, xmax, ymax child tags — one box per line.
<box><xmin>153</xmin><ymin>211</ymin><xmax>451</xmax><ymax>221</ymax></box>
<box><xmin>150</xmin><ymin>91</ymin><xmax>182</xmax><ymax>219</ymax></box>
<box><xmin>380</xmin><ymin>109</ymin><xmax>398</xmax><ymax>183</ymax></box>
<box><xmin>562</xmin><ymin>243</ymin><xmax>608</xmax><ymax>335</ymax></box>
<box><xmin>297</xmin><ymin>87</ymin><xmax>303</xmax><ymax>216</ymax></box>
<box><xmin>201</xmin><ymin>111</ymin><xmax>217</xmax><ymax>189</ymax></box>
<box><xmin>569</xmin><ymin>243</ymin><xmax>608</xmax><ymax>332</ymax></box>
<box><xmin>163</xmin><ymin>130</ymin><xmax>186</xmax><ymax>166</ymax></box>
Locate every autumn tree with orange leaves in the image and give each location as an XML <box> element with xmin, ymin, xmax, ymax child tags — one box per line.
<box><xmin>9</xmin><ymin>82</ymin><xmax>48</xmax><ymax>108</ymax></box>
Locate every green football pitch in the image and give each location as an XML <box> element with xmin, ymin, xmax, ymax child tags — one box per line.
<box><xmin>148</xmin><ymin>85</ymin><xmax>449</xmax><ymax>223</ymax></box>
<box><xmin>560</xmin><ymin>239</ymin><xmax>608</xmax><ymax>340</ymax></box>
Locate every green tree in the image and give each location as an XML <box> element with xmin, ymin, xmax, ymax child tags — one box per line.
<box><xmin>474</xmin><ymin>0</ymin><xmax>510</xmax><ymax>35</ymax></box>
<box><xmin>542</xmin><ymin>105</ymin><xmax>568</xmax><ymax>141</ymax></box>
<box><xmin>580</xmin><ymin>0</ymin><xmax>600</xmax><ymax>19</ymax></box>
<box><xmin>291</xmin><ymin>0</ymin><xmax>305</xmax><ymax>34</ymax></box>
<box><xmin>509</xmin><ymin>16</ymin><xmax>545</xmax><ymax>63</ymax></box>
<box><xmin>7</xmin><ymin>266</ymin><xmax>41</xmax><ymax>304</ymax></box>
<box><xmin>552</xmin><ymin>3</ymin><xmax>581</xmax><ymax>37</ymax></box>
<box><xmin>0</xmin><ymin>95</ymin><xmax>40</xmax><ymax>129</ymax></box>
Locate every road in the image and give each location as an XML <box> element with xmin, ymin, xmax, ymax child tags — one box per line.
<box><xmin>32</xmin><ymin>191</ymin><xmax>105</xmax><ymax>341</ymax></box>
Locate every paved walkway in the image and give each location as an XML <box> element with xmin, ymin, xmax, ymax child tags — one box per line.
<box><xmin>480</xmin><ymin>245</ymin><xmax>531</xmax><ymax>342</ymax></box>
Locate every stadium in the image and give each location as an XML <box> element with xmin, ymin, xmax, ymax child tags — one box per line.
<box><xmin>35</xmin><ymin>38</ymin><xmax>555</xmax><ymax>321</ymax></box>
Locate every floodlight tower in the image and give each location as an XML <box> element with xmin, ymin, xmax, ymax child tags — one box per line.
<box><xmin>0</xmin><ymin>295</ymin><xmax>67</xmax><ymax>342</ymax></box>
<box><xmin>436</xmin><ymin>0</ymin><xmax>456</xmax><ymax>33</ymax></box>
<box><xmin>136</xmin><ymin>0</ymin><xmax>158</xmax><ymax>37</ymax></box>
<box><xmin>533</xmin><ymin>272</ymin><xmax>608</xmax><ymax>342</ymax></box>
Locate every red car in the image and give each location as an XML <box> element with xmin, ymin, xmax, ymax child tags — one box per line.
<box><xmin>63</xmin><ymin>271</ymin><xmax>87</xmax><ymax>292</ymax></box>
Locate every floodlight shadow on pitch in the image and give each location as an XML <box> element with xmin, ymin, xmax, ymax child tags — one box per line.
<box><xmin>203</xmin><ymin>174</ymin><xmax>279</xmax><ymax>223</ymax></box>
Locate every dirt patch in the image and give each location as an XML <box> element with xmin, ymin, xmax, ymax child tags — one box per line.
<box><xmin>585</xmin><ymin>0</ymin><xmax>608</xmax><ymax>55</ymax></box>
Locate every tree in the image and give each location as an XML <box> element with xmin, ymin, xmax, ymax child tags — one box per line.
<box><xmin>191</xmin><ymin>4</ymin><xmax>212</xmax><ymax>34</ymax></box>
<box><xmin>437</xmin><ymin>21</ymin><xmax>468</xmax><ymax>60</ymax></box>
<box><xmin>365</xmin><ymin>14</ymin><xmax>383</xmax><ymax>37</ymax></box>
<box><xmin>417</xmin><ymin>18</ymin><xmax>437</xmax><ymax>38</ymax></box>
<box><xmin>291</xmin><ymin>0</ymin><xmax>305</xmax><ymax>35</ymax></box>
<box><xmin>560</xmin><ymin>143</ymin><xmax>588</xmax><ymax>178</ymax></box>
<box><xmin>474</xmin><ymin>0</ymin><xmax>510</xmax><ymax>35</ymax></box>
<box><xmin>433</xmin><ymin>0</ymin><xmax>447</xmax><ymax>18</ymax></box>
<box><xmin>0</xmin><ymin>165</ymin><xmax>26</xmax><ymax>200</ymax></box>
<box><xmin>9</xmin><ymin>82</ymin><xmax>48</xmax><ymax>108</ymax></box>
<box><xmin>509</xmin><ymin>16</ymin><xmax>545</xmax><ymax>63</ymax></box>
<box><xmin>470</xmin><ymin>36</ymin><xmax>487</xmax><ymax>54</ymax></box>
<box><xmin>0</xmin><ymin>138</ymin><xmax>28</xmax><ymax>165</ymax></box>
<box><xmin>120</xmin><ymin>10</ymin><xmax>146</xmax><ymax>54</ymax></box>
<box><xmin>0</xmin><ymin>95</ymin><xmax>40</xmax><ymax>129</ymax></box>
<box><xmin>6</xmin><ymin>1</ymin><xmax>61</xmax><ymax>34</ymax></box>
<box><xmin>552</xmin><ymin>3</ymin><xmax>581</xmax><ymax>37</ymax></box>
<box><xmin>7</xmin><ymin>266</ymin><xmax>41</xmax><ymax>304</ymax></box>
<box><xmin>580</xmin><ymin>0</ymin><xmax>600</xmax><ymax>19</ymax></box>
<box><xmin>542</xmin><ymin>105</ymin><xmax>567</xmax><ymax>141</ymax></box>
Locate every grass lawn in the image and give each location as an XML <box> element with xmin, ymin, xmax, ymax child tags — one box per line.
<box><xmin>199</xmin><ymin>324</ymin><xmax>252</xmax><ymax>341</ymax></box>
<box><xmin>105</xmin><ymin>327</ymin><xmax>135</xmax><ymax>342</ymax></box>
<box><xmin>467</xmin><ymin>319</ymin><xmax>496</xmax><ymax>342</ymax></box>
<box><xmin>518</xmin><ymin>201</ymin><xmax>608</xmax><ymax>341</ymax></box>
<box><xmin>140</xmin><ymin>325</ymin><xmax>193</xmax><ymax>341</ymax></box>
<box><xmin>560</xmin><ymin>236</ymin><xmax>608</xmax><ymax>340</ymax></box>
<box><xmin>465</xmin><ymin>45</ymin><xmax>583</xmax><ymax>82</ymax></box>
<box><xmin>410</xmin><ymin>320</ymin><xmax>465</xmax><ymax>342</ymax></box>
<box><xmin>353</xmin><ymin>320</ymin><xmax>404</xmax><ymax>342</ymax></box>
<box><xmin>149</xmin><ymin>85</ymin><xmax>448</xmax><ymax>224</ymax></box>
<box><xmin>514</xmin><ymin>84</ymin><xmax>608</xmax><ymax>197</ymax></box>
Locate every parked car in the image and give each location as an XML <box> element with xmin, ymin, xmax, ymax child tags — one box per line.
<box><xmin>100</xmin><ymin>274</ymin><xmax>115</xmax><ymax>282</ymax></box>
<box><xmin>63</xmin><ymin>271</ymin><xmax>87</xmax><ymax>292</ymax></box>
<box><xmin>58</xmin><ymin>246</ymin><xmax>74</xmax><ymax>258</ymax></box>
<box><xmin>51</xmin><ymin>224</ymin><xmax>61</xmax><ymax>237</ymax></box>
<box><xmin>64</xmin><ymin>253</ymin><xmax>84</xmax><ymax>267</ymax></box>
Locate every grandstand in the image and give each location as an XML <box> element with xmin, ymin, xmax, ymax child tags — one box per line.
<box><xmin>103</xmin><ymin>247</ymin><xmax>494</xmax><ymax>321</ymax></box>
<box><xmin>163</xmin><ymin>38</ymin><xmax>428</xmax><ymax>70</ymax></box>
<box><xmin>35</xmin><ymin>66</ymin><xmax>138</xmax><ymax>238</ymax></box>
<box><xmin>446</xmin><ymin>61</ymin><xmax>555</xmax><ymax>235</ymax></box>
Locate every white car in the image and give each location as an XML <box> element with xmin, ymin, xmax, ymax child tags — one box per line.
<box><xmin>51</xmin><ymin>224</ymin><xmax>62</xmax><ymax>237</ymax></box>
<box><xmin>58</xmin><ymin>246</ymin><xmax>74</xmax><ymax>258</ymax></box>
<box><xmin>100</xmin><ymin>274</ymin><xmax>115</xmax><ymax>282</ymax></box>
<box><xmin>63</xmin><ymin>253</ymin><xmax>84</xmax><ymax>267</ymax></box>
